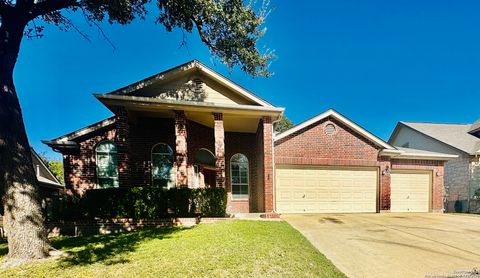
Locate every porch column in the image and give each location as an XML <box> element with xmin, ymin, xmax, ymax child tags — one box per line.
<box><xmin>214</xmin><ymin>113</ymin><xmax>225</xmax><ymax>187</ymax></box>
<box><xmin>261</xmin><ymin>116</ymin><xmax>274</xmax><ymax>212</ymax></box>
<box><xmin>175</xmin><ymin>110</ymin><xmax>188</xmax><ymax>186</ymax></box>
<box><xmin>114</xmin><ymin>106</ymin><xmax>130</xmax><ymax>187</ymax></box>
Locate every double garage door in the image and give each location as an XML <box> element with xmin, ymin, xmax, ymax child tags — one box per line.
<box><xmin>275</xmin><ymin>166</ymin><xmax>431</xmax><ymax>213</ymax></box>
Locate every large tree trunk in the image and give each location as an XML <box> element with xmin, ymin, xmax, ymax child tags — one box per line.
<box><xmin>0</xmin><ymin>12</ymin><xmax>50</xmax><ymax>263</ymax></box>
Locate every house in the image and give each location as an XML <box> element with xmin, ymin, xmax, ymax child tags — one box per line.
<box><xmin>389</xmin><ymin>122</ymin><xmax>480</xmax><ymax>212</ymax></box>
<box><xmin>31</xmin><ymin>148</ymin><xmax>64</xmax><ymax>197</ymax></box>
<box><xmin>30</xmin><ymin>148</ymin><xmax>64</xmax><ymax>213</ymax></box>
<box><xmin>44</xmin><ymin>60</ymin><xmax>456</xmax><ymax>214</ymax></box>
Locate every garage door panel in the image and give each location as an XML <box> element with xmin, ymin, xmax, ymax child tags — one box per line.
<box><xmin>276</xmin><ymin>166</ymin><xmax>378</xmax><ymax>213</ymax></box>
<box><xmin>391</xmin><ymin>171</ymin><xmax>430</xmax><ymax>212</ymax></box>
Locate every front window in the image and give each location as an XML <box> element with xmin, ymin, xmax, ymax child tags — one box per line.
<box><xmin>95</xmin><ymin>141</ymin><xmax>119</xmax><ymax>188</ymax></box>
<box><xmin>151</xmin><ymin>143</ymin><xmax>174</xmax><ymax>188</ymax></box>
<box><xmin>231</xmin><ymin>153</ymin><xmax>249</xmax><ymax>199</ymax></box>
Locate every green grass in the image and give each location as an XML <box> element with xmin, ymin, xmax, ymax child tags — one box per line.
<box><xmin>0</xmin><ymin>220</ymin><xmax>344</xmax><ymax>277</ymax></box>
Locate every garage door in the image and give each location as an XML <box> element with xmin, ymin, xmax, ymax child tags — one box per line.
<box><xmin>275</xmin><ymin>166</ymin><xmax>378</xmax><ymax>213</ymax></box>
<box><xmin>390</xmin><ymin>171</ymin><xmax>431</xmax><ymax>212</ymax></box>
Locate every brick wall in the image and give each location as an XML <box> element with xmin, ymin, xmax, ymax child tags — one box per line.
<box><xmin>63</xmin><ymin>126</ymin><xmax>116</xmax><ymax>195</ymax></box>
<box><xmin>225</xmin><ymin>131</ymin><xmax>258</xmax><ymax>213</ymax></box>
<box><xmin>390</xmin><ymin>159</ymin><xmax>445</xmax><ymax>212</ymax></box>
<box><xmin>129</xmin><ymin>117</ymin><xmax>176</xmax><ymax>187</ymax></box>
<box><xmin>275</xmin><ymin>117</ymin><xmax>381</xmax><ymax>166</ymax></box>
<box><xmin>274</xmin><ymin>117</ymin><xmax>447</xmax><ymax>212</ymax></box>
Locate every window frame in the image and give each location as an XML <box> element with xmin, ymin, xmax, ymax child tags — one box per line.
<box><xmin>95</xmin><ymin>141</ymin><xmax>119</xmax><ymax>189</ymax></box>
<box><xmin>151</xmin><ymin>143</ymin><xmax>174</xmax><ymax>188</ymax></box>
<box><xmin>230</xmin><ymin>153</ymin><xmax>249</xmax><ymax>200</ymax></box>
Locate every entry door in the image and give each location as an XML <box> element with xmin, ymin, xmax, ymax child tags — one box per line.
<box><xmin>275</xmin><ymin>166</ymin><xmax>378</xmax><ymax>213</ymax></box>
<box><xmin>390</xmin><ymin>171</ymin><xmax>431</xmax><ymax>212</ymax></box>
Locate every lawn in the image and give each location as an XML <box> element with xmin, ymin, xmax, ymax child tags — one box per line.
<box><xmin>0</xmin><ymin>220</ymin><xmax>344</xmax><ymax>277</ymax></box>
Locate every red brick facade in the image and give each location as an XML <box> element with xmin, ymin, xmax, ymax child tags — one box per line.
<box><xmin>391</xmin><ymin>159</ymin><xmax>445</xmax><ymax>212</ymax></box>
<box><xmin>274</xmin><ymin>117</ymin><xmax>445</xmax><ymax>212</ymax></box>
<box><xmin>61</xmin><ymin>113</ymin><xmax>271</xmax><ymax>213</ymax></box>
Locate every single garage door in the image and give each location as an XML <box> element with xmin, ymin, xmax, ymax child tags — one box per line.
<box><xmin>275</xmin><ymin>166</ymin><xmax>378</xmax><ymax>213</ymax></box>
<box><xmin>390</xmin><ymin>171</ymin><xmax>431</xmax><ymax>212</ymax></box>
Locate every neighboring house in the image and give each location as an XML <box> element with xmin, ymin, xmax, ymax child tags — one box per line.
<box><xmin>389</xmin><ymin>122</ymin><xmax>480</xmax><ymax>212</ymax></box>
<box><xmin>44</xmin><ymin>60</ymin><xmax>455</xmax><ymax>214</ymax></box>
<box><xmin>31</xmin><ymin>148</ymin><xmax>64</xmax><ymax>211</ymax></box>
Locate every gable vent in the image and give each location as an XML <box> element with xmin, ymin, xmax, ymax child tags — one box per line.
<box><xmin>193</xmin><ymin>78</ymin><xmax>204</xmax><ymax>94</ymax></box>
<box><xmin>324</xmin><ymin>123</ymin><xmax>336</xmax><ymax>135</ymax></box>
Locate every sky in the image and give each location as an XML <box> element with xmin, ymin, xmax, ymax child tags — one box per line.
<box><xmin>15</xmin><ymin>1</ymin><xmax>480</xmax><ymax>160</ymax></box>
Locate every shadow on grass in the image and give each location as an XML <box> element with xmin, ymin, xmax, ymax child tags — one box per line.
<box><xmin>0</xmin><ymin>239</ymin><xmax>7</xmax><ymax>258</ymax></box>
<box><xmin>52</xmin><ymin>226</ymin><xmax>191</xmax><ymax>267</ymax></box>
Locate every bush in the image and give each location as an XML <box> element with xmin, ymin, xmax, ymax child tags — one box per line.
<box><xmin>47</xmin><ymin>187</ymin><xmax>227</xmax><ymax>221</ymax></box>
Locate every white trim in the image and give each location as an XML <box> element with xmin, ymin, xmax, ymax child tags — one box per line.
<box><xmin>151</xmin><ymin>143</ymin><xmax>175</xmax><ymax>188</ymax></box>
<box><xmin>46</xmin><ymin>117</ymin><xmax>116</xmax><ymax>144</ymax></box>
<box><xmin>195</xmin><ymin>62</ymin><xmax>273</xmax><ymax>107</ymax></box>
<box><xmin>95</xmin><ymin>94</ymin><xmax>284</xmax><ymax>116</ymax></box>
<box><xmin>230</xmin><ymin>153</ymin><xmax>249</xmax><ymax>200</ymax></box>
<box><xmin>31</xmin><ymin>148</ymin><xmax>62</xmax><ymax>186</ymax></box>
<box><xmin>274</xmin><ymin>109</ymin><xmax>396</xmax><ymax>150</ymax></box>
<box><xmin>390</xmin><ymin>152</ymin><xmax>458</xmax><ymax>161</ymax></box>
<box><xmin>105</xmin><ymin>60</ymin><xmax>274</xmax><ymax>107</ymax></box>
<box><xmin>95</xmin><ymin>141</ymin><xmax>119</xmax><ymax>189</ymax></box>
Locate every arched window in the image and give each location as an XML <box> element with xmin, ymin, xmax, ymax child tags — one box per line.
<box><xmin>194</xmin><ymin>148</ymin><xmax>216</xmax><ymax>188</ymax></box>
<box><xmin>230</xmin><ymin>153</ymin><xmax>249</xmax><ymax>199</ymax></box>
<box><xmin>95</xmin><ymin>141</ymin><xmax>118</xmax><ymax>188</ymax></box>
<box><xmin>151</xmin><ymin>143</ymin><xmax>174</xmax><ymax>188</ymax></box>
<box><xmin>195</xmin><ymin>148</ymin><xmax>215</xmax><ymax>167</ymax></box>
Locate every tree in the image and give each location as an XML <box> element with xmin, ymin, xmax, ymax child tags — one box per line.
<box><xmin>274</xmin><ymin>116</ymin><xmax>293</xmax><ymax>133</ymax></box>
<box><xmin>0</xmin><ymin>0</ymin><xmax>272</xmax><ymax>263</ymax></box>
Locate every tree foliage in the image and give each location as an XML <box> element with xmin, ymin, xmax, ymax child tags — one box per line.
<box><xmin>39</xmin><ymin>154</ymin><xmax>64</xmax><ymax>185</ymax></box>
<box><xmin>1</xmin><ymin>0</ymin><xmax>273</xmax><ymax>76</ymax></box>
<box><xmin>274</xmin><ymin>116</ymin><xmax>293</xmax><ymax>133</ymax></box>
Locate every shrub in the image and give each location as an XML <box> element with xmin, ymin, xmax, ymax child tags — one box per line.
<box><xmin>47</xmin><ymin>187</ymin><xmax>227</xmax><ymax>221</ymax></box>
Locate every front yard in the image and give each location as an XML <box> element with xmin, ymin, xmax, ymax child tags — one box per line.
<box><xmin>0</xmin><ymin>220</ymin><xmax>344</xmax><ymax>277</ymax></box>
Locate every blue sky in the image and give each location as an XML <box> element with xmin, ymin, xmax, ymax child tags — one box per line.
<box><xmin>15</xmin><ymin>1</ymin><xmax>480</xmax><ymax>159</ymax></box>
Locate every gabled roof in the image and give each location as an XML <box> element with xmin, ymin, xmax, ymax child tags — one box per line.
<box><xmin>31</xmin><ymin>148</ymin><xmax>63</xmax><ymax>189</ymax></box>
<box><xmin>391</xmin><ymin>122</ymin><xmax>480</xmax><ymax>155</ymax></box>
<box><xmin>103</xmin><ymin>60</ymin><xmax>274</xmax><ymax>107</ymax></box>
<box><xmin>274</xmin><ymin>108</ymin><xmax>397</xmax><ymax>151</ymax></box>
<box><xmin>43</xmin><ymin>117</ymin><xmax>116</xmax><ymax>147</ymax></box>
<box><xmin>469</xmin><ymin>119</ymin><xmax>480</xmax><ymax>135</ymax></box>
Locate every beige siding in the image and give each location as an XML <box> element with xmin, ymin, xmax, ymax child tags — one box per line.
<box><xmin>390</xmin><ymin>126</ymin><xmax>472</xmax><ymax>212</ymax></box>
<box><xmin>136</xmin><ymin>74</ymin><xmax>256</xmax><ymax>105</ymax></box>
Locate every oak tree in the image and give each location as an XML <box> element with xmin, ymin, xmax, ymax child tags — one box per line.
<box><xmin>0</xmin><ymin>0</ymin><xmax>271</xmax><ymax>263</ymax></box>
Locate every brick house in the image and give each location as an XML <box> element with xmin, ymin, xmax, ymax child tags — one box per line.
<box><xmin>389</xmin><ymin>121</ymin><xmax>480</xmax><ymax>212</ymax></box>
<box><xmin>44</xmin><ymin>60</ymin><xmax>456</xmax><ymax>214</ymax></box>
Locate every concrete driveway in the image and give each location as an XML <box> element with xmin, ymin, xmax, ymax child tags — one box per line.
<box><xmin>282</xmin><ymin>213</ymin><xmax>480</xmax><ymax>278</ymax></box>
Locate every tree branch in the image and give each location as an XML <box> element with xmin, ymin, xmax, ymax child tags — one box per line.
<box><xmin>191</xmin><ymin>17</ymin><xmax>217</xmax><ymax>52</ymax></box>
<box><xmin>29</xmin><ymin>0</ymin><xmax>79</xmax><ymax>20</ymax></box>
<box><xmin>0</xmin><ymin>1</ymin><xmax>14</xmax><ymax>17</ymax></box>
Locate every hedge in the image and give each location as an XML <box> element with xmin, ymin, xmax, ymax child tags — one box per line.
<box><xmin>48</xmin><ymin>187</ymin><xmax>227</xmax><ymax>221</ymax></box>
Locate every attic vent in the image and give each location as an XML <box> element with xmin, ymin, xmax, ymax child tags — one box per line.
<box><xmin>193</xmin><ymin>78</ymin><xmax>204</xmax><ymax>94</ymax></box>
<box><xmin>324</xmin><ymin>123</ymin><xmax>336</xmax><ymax>135</ymax></box>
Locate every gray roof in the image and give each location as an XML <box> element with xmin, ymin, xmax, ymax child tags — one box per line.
<box><xmin>401</xmin><ymin>122</ymin><xmax>480</xmax><ymax>155</ymax></box>
<box><xmin>469</xmin><ymin>120</ymin><xmax>480</xmax><ymax>134</ymax></box>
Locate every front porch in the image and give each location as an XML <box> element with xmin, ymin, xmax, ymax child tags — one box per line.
<box><xmin>107</xmin><ymin>100</ymin><xmax>278</xmax><ymax>213</ymax></box>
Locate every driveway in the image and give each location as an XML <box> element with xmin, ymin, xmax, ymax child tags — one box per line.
<box><xmin>282</xmin><ymin>213</ymin><xmax>480</xmax><ymax>278</ymax></box>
